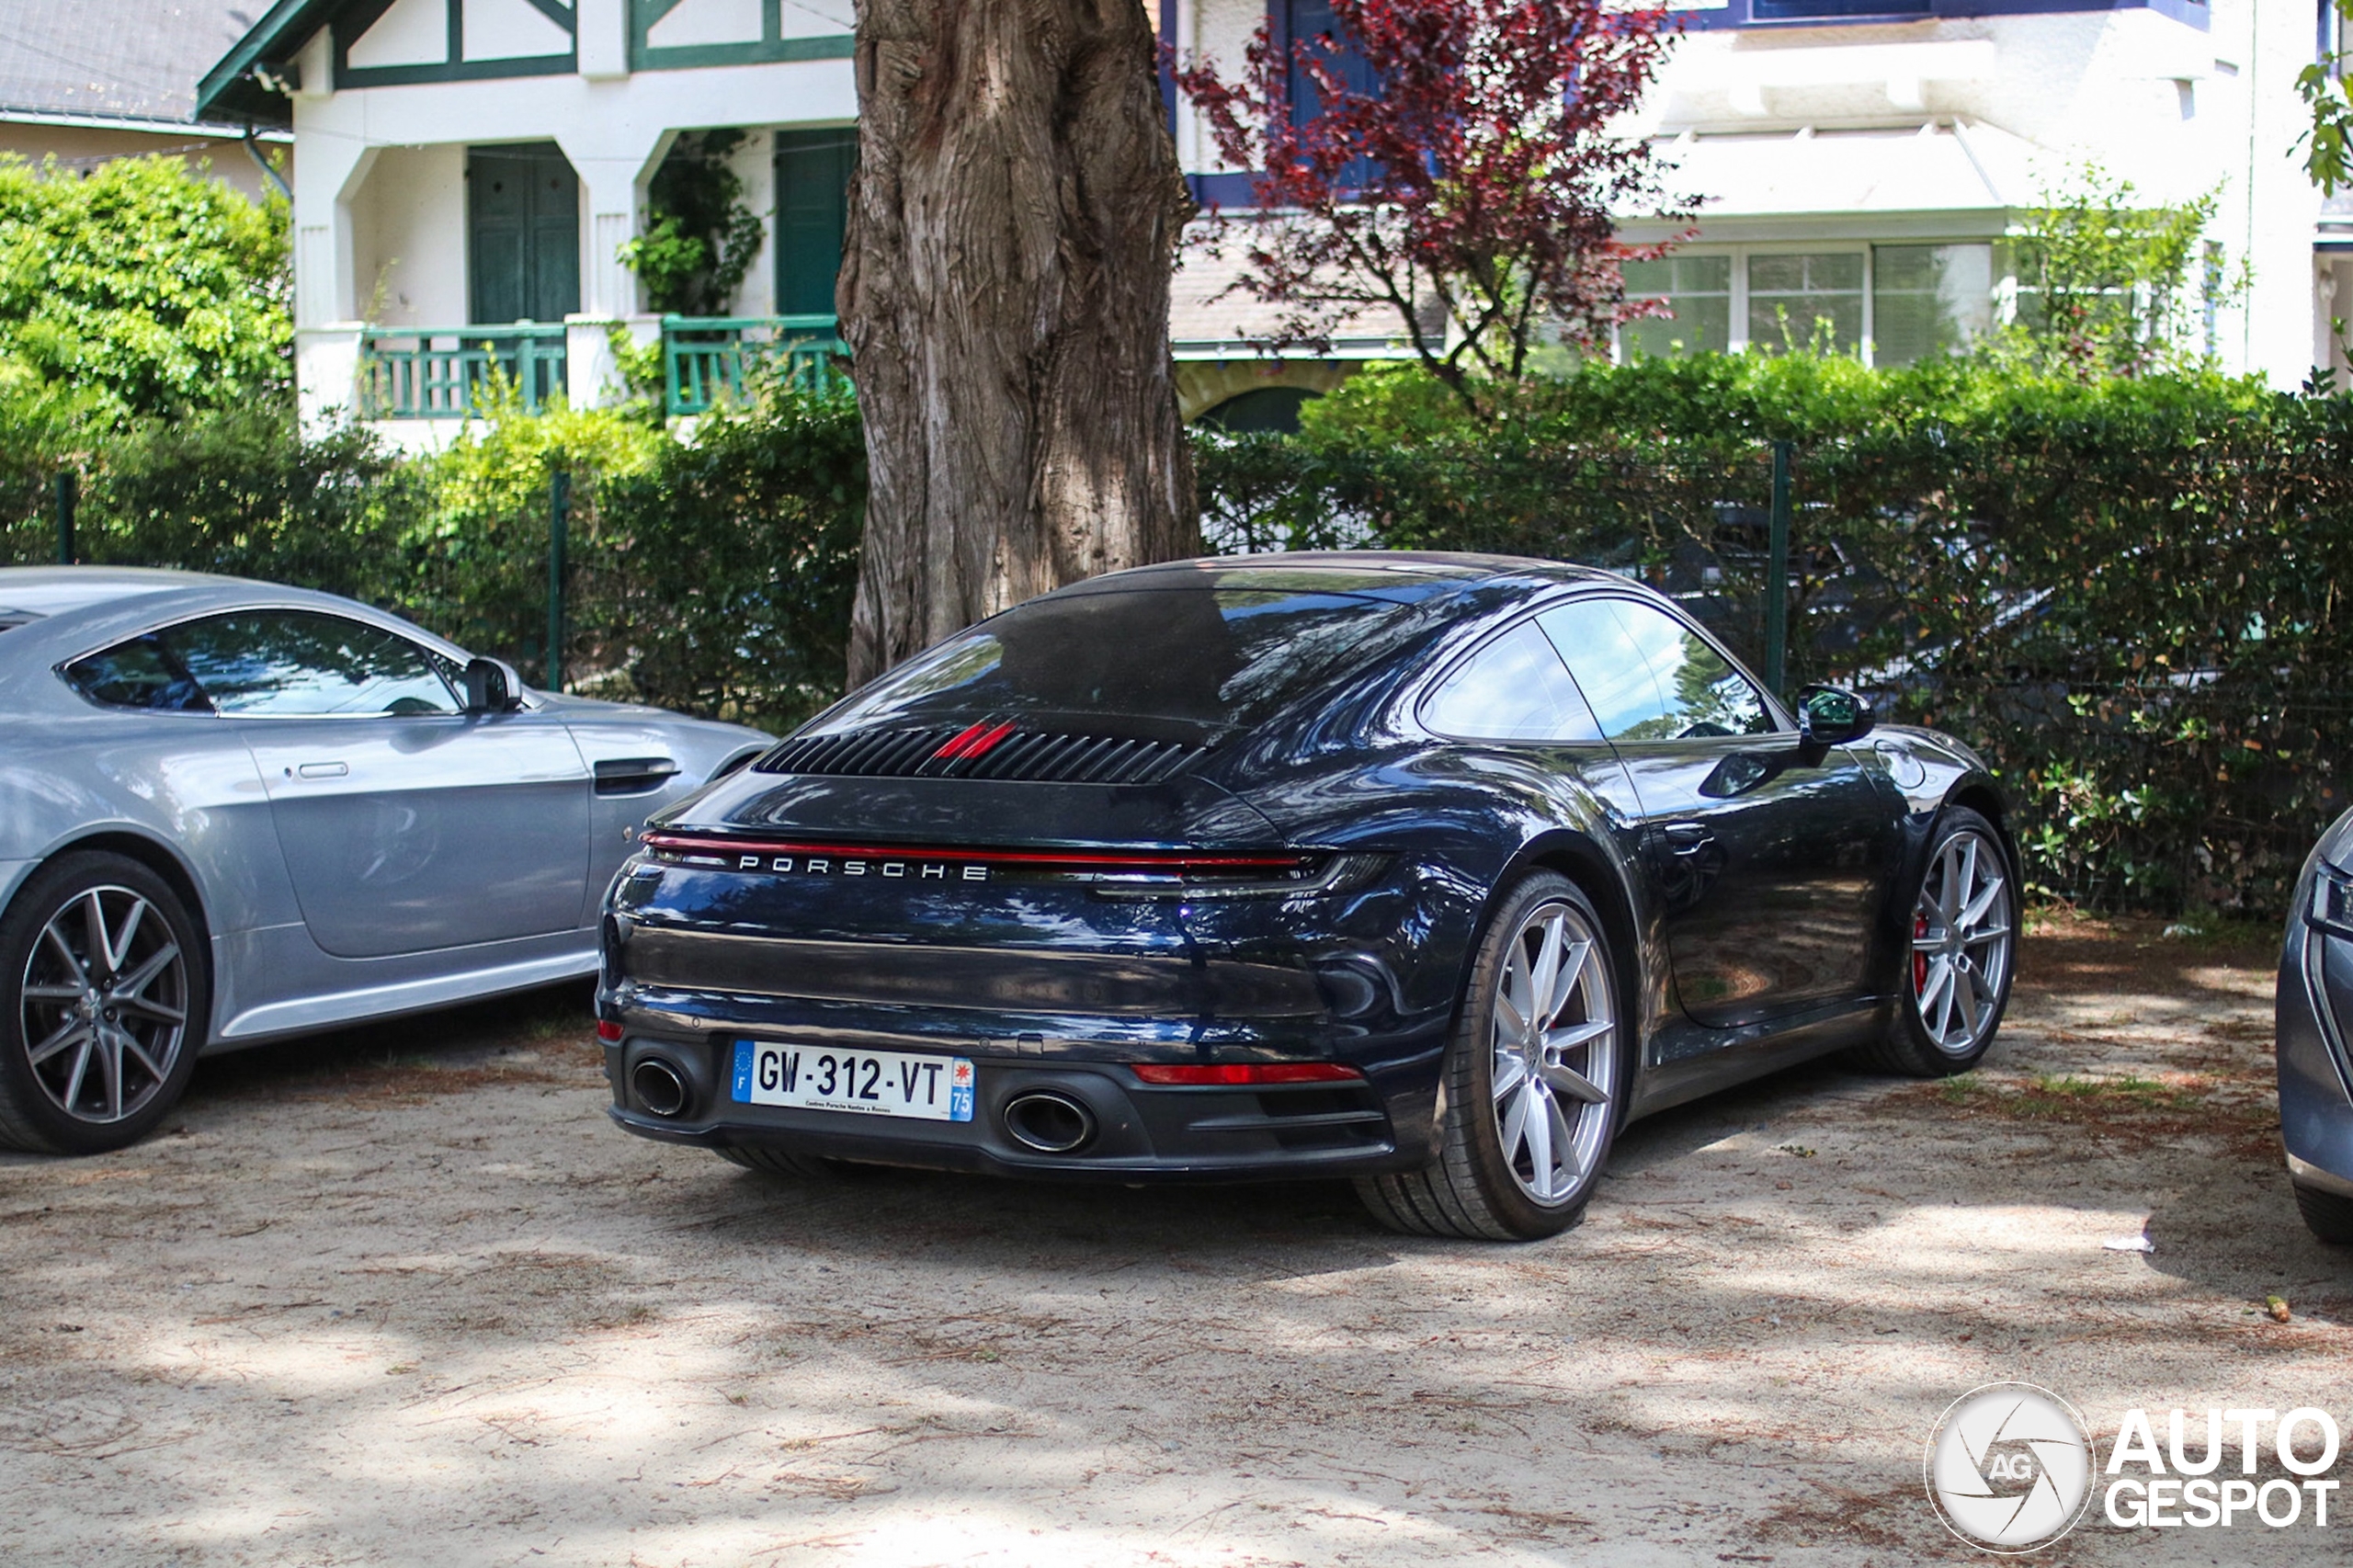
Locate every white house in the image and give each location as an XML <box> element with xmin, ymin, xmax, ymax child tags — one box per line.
<box><xmin>198</xmin><ymin>0</ymin><xmax>861</xmax><ymax>439</ymax></box>
<box><xmin>1172</xmin><ymin>0</ymin><xmax>2350</xmax><ymax>391</ymax></box>
<box><xmin>203</xmin><ymin>0</ymin><xmax>2348</xmax><ymax>444</ymax></box>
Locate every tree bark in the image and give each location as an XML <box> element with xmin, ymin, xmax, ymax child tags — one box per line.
<box><xmin>839</xmin><ymin>0</ymin><xmax>1199</xmax><ymax>687</ymax></box>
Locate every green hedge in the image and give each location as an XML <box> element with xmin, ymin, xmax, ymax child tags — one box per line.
<box><xmin>1</xmin><ymin>379</ymin><xmax>864</xmax><ymax>734</ymax></box>
<box><xmin>6</xmin><ymin>353</ymin><xmax>2347</xmax><ymax>916</ymax></box>
<box><xmin>1199</xmin><ymin>359</ymin><xmax>2353</xmax><ymax>915</ymax></box>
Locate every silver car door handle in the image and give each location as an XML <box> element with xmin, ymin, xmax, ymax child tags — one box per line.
<box><xmin>594</xmin><ymin>756</ymin><xmax>682</xmax><ymax>794</ymax></box>
<box><xmin>1662</xmin><ymin>821</ymin><xmax>1712</xmax><ymax>854</ymax></box>
<box><xmin>295</xmin><ymin>762</ymin><xmax>349</xmax><ymax>778</ymax></box>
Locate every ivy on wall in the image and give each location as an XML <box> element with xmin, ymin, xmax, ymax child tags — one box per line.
<box><xmin>620</xmin><ymin>130</ymin><xmax>766</xmax><ymax>317</ymax></box>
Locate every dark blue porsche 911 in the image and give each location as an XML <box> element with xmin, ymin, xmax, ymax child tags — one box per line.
<box><xmin>597</xmin><ymin>553</ymin><xmax>2018</xmax><ymax>1240</ymax></box>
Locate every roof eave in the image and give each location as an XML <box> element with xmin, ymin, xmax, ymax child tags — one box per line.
<box><xmin>194</xmin><ymin>0</ymin><xmax>339</xmax><ymax>127</ymax></box>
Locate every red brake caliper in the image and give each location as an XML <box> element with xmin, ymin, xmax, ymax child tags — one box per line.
<box><xmin>1913</xmin><ymin>915</ymin><xmax>1929</xmax><ymax>994</ymax></box>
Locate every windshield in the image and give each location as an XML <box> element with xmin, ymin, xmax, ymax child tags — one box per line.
<box><xmin>821</xmin><ymin>585</ymin><xmax>1421</xmax><ymax>733</ymax></box>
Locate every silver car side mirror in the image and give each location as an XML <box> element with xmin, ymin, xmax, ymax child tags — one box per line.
<box><xmin>463</xmin><ymin>656</ymin><xmax>524</xmax><ymax>713</ymax></box>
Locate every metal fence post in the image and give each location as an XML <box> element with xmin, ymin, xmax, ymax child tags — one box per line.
<box><xmin>547</xmin><ymin>469</ymin><xmax>570</xmax><ymax>692</ymax></box>
<box><xmin>54</xmin><ymin>471</ymin><xmax>75</xmax><ymax>566</ymax></box>
<box><xmin>1765</xmin><ymin>439</ymin><xmax>1792</xmax><ymax>699</ymax></box>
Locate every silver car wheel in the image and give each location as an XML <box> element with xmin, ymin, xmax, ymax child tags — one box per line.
<box><xmin>1489</xmin><ymin>900</ymin><xmax>1616</xmax><ymax>1206</ymax></box>
<box><xmin>1910</xmin><ymin>828</ymin><xmax>2014</xmax><ymax>1056</ymax></box>
<box><xmin>18</xmin><ymin>885</ymin><xmax>189</xmax><ymax>1126</ymax></box>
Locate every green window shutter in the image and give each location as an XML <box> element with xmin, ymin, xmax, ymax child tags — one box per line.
<box><xmin>774</xmin><ymin>130</ymin><xmax>855</xmax><ymax>317</ymax></box>
<box><xmin>470</xmin><ymin>142</ymin><xmax>581</xmax><ymax>324</ymax></box>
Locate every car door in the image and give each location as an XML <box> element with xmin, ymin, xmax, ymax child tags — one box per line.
<box><xmin>161</xmin><ymin>610</ymin><xmax>593</xmax><ymax>960</ymax></box>
<box><xmin>1537</xmin><ymin>595</ymin><xmax>1896</xmax><ymax>1028</ymax></box>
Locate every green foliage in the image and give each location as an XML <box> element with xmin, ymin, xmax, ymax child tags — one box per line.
<box><xmin>1993</xmin><ymin>165</ymin><xmax>2234</xmax><ymax>377</ymax></box>
<box><xmin>2302</xmin><ymin>1</ymin><xmax>2353</xmax><ymax>195</ymax></box>
<box><xmin>620</xmin><ymin>131</ymin><xmax>767</xmax><ymax>316</ymax></box>
<box><xmin>592</xmin><ymin>372</ymin><xmax>865</xmax><ymax>728</ymax></box>
<box><xmin>0</xmin><ymin>154</ymin><xmax>290</xmax><ymax>426</ymax></box>
<box><xmin>1200</xmin><ymin>356</ymin><xmax>2349</xmax><ymax>916</ymax></box>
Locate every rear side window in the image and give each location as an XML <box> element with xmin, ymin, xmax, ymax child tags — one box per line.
<box><xmin>1421</xmin><ymin>621</ymin><xmax>1602</xmax><ymax>743</ymax></box>
<box><xmin>63</xmin><ymin>635</ymin><xmax>211</xmax><ymax>712</ymax></box>
<box><xmin>824</xmin><ymin>585</ymin><xmax>1422</xmax><ymax>731</ymax></box>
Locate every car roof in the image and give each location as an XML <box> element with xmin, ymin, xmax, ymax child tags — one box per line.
<box><xmin>0</xmin><ymin>569</ymin><xmax>477</xmax><ymax>702</ymax></box>
<box><xmin>0</xmin><ymin>566</ymin><xmax>254</xmax><ymax>621</ymax></box>
<box><xmin>1053</xmin><ymin>551</ymin><xmax>1624</xmax><ymax>602</ymax></box>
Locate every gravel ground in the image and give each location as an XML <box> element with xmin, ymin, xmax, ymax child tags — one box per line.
<box><xmin>2</xmin><ymin>912</ymin><xmax>2348</xmax><ymax>1567</ymax></box>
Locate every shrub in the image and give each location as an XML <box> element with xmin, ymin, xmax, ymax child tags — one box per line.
<box><xmin>1199</xmin><ymin>358</ymin><xmax>2351</xmax><ymax>915</ymax></box>
<box><xmin>0</xmin><ymin>154</ymin><xmax>290</xmax><ymax>425</ymax></box>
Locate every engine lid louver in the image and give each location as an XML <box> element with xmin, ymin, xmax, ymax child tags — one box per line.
<box><xmin>756</xmin><ymin>722</ymin><xmax>1205</xmax><ymax>786</ymax></box>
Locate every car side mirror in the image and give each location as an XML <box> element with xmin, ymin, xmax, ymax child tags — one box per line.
<box><xmin>463</xmin><ymin>656</ymin><xmax>523</xmax><ymax>714</ymax></box>
<box><xmin>1796</xmin><ymin>684</ymin><xmax>1873</xmax><ymax>749</ymax></box>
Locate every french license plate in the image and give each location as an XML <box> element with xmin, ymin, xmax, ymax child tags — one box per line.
<box><xmin>731</xmin><ymin>1040</ymin><xmax>975</xmax><ymax>1122</ymax></box>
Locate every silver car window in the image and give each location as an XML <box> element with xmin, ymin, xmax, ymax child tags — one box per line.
<box><xmin>163</xmin><ymin>611</ymin><xmax>461</xmax><ymax>718</ymax></box>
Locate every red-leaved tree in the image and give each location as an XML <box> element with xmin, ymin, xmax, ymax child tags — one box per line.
<box><xmin>1175</xmin><ymin>0</ymin><xmax>1688</xmax><ymax>415</ymax></box>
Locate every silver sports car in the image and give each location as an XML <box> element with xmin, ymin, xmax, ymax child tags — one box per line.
<box><xmin>0</xmin><ymin>567</ymin><xmax>768</xmax><ymax>1154</ymax></box>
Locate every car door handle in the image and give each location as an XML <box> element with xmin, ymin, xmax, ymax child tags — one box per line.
<box><xmin>594</xmin><ymin>756</ymin><xmax>682</xmax><ymax>795</ymax></box>
<box><xmin>1661</xmin><ymin>821</ymin><xmax>1713</xmax><ymax>854</ymax></box>
<box><xmin>295</xmin><ymin>762</ymin><xmax>348</xmax><ymax>779</ymax></box>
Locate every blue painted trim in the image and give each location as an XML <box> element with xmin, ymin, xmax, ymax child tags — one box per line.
<box><xmin>1673</xmin><ymin>0</ymin><xmax>2208</xmax><ymax>30</ymax></box>
<box><xmin>1187</xmin><ymin>171</ymin><xmax>1260</xmax><ymax>210</ymax></box>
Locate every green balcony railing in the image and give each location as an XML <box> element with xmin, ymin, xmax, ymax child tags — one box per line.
<box><xmin>663</xmin><ymin>314</ymin><xmax>845</xmax><ymax>416</ymax></box>
<box><xmin>359</xmin><ymin>324</ymin><xmax>569</xmax><ymax>419</ymax></box>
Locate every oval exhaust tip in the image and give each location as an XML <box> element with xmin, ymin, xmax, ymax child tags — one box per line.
<box><xmin>1003</xmin><ymin>1090</ymin><xmax>1096</xmax><ymax>1154</ymax></box>
<box><xmin>631</xmin><ymin>1058</ymin><xmax>689</xmax><ymax>1118</ymax></box>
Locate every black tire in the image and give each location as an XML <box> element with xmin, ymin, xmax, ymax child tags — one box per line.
<box><xmin>0</xmin><ymin>852</ymin><xmax>208</xmax><ymax>1155</ymax></box>
<box><xmin>2294</xmin><ymin>1183</ymin><xmax>2353</xmax><ymax>1245</ymax></box>
<box><xmin>1851</xmin><ymin>806</ymin><xmax>2018</xmax><ymax>1078</ymax></box>
<box><xmin>713</xmin><ymin>1145</ymin><xmax>871</xmax><ymax>1181</ymax></box>
<box><xmin>1357</xmin><ymin>872</ymin><xmax>1626</xmax><ymax>1242</ymax></box>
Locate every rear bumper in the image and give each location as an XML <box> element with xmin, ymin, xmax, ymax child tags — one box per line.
<box><xmin>597</xmin><ymin>840</ymin><xmax>1470</xmax><ymax>1178</ymax></box>
<box><xmin>602</xmin><ymin>1034</ymin><xmax>1427</xmax><ymax>1180</ymax></box>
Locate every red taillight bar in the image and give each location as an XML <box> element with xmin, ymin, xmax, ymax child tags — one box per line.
<box><xmin>1130</xmin><ymin>1062</ymin><xmax>1365</xmax><ymax>1086</ymax></box>
<box><xmin>595</xmin><ymin>1019</ymin><xmax>624</xmax><ymax>1043</ymax></box>
<box><xmin>640</xmin><ymin>831</ymin><xmax>1310</xmax><ymax>873</ymax></box>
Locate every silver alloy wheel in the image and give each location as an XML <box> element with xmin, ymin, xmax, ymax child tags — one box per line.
<box><xmin>18</xmin><ymin>885</ymin><xmax>189</xmax><ymax>1125</ymax></box>
<box><xmin>1910</xmin><ymin>829</ymin><xmax>2014</xmax><ymax>1056</ymax></box>
<box><xmin>1489</xmin><ymin>899</ymin><xmax>1617</xmax><ymax>1205</ymax></box>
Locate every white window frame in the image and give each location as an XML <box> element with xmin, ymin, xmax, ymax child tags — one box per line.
<box><xmin>1620</xmin><ymin>242</ymin><xmax>1874</xmax><ymax>364</ymax></box>
<box><xmin>1616</xmin><ymin>239</ymin><xmax>2005</xmax><ymax>369</ymax></box>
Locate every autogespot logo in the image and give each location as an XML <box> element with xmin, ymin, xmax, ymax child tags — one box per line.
<box><xmin>1925</xmin><ymin>1382</ymin><xmax>2097</xmax><ymax>1552</ymax></box>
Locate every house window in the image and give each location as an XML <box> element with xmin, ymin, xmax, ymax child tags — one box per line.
<box><xmin>1618</xmin><ymin>242</ymin><xmax>1995</xmax><ymax>365</ymax></box>
<box><xmin>1622</xmin><ymin>256</ymin><xmax>1734</xmax><ymax>357</ymax></box>
<box><xmin>774</xmin><ymin>130</ymin><xmax>856</xmax><ymax>318</ymax></box>
<box><xmin>1746</xmin><ymin>253</ymin><xmax>1864</xmax><ymax>354</ymax></box>
<box><xmin>467</xmin><ymin>143</ymin><xmax>581</xmax><ymax>326</ymax></box>
<box><xmin>1871</xmin><ymin>244</ymin><xmax>1994</xmax><ymax>366</ymax></box>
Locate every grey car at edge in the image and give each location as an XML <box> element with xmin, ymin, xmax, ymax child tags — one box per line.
<box><xmin>2279</xmin><ymin>805</ymin><xmax>2353</xmax><ymax>1242</ymax></box>
<box><xmin>0</xmin><ymin>567</ymin><xmax>769</xmax><ymax>1155</ymax></box>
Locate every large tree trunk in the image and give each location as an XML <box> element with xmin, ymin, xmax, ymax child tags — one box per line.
<box><xmin>839</xmin><ymin>0</ymin><xmax>1198</xmax><ymax>687</ymax></box>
